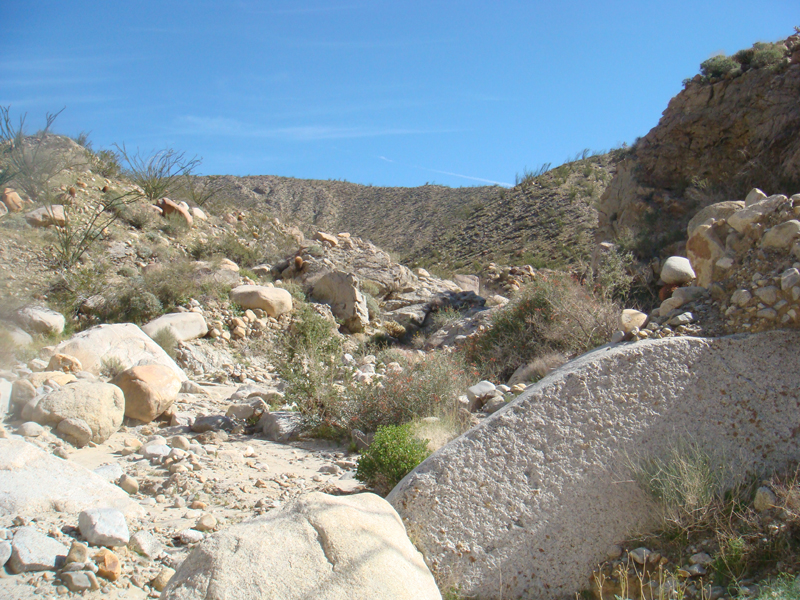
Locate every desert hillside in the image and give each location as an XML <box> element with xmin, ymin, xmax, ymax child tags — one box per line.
<box><xmin>0</xmin><ymin>29</ymin><xmax>800</xmax><ymax>600</ymax></box>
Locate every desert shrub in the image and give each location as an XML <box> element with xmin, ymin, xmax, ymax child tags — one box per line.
<box><xmin>363</xmin><ymin>293</ymin><xmax>380</xmax><ymax>321</ymax></box>
<box><xmin>428</xmin><ymin>306</ymin><xmax>462</xmax><ymax>331</ymax></box>
<box><xmin>463</xmin><ymin>273</ymin><xmax>617</xmax><ymax>382</ymax></box>
<box><xmin>276</xmin><ymin>280</ymin><xmax>306</xmax><ymax>302</ymax></box>
<box><xmin>0</xmin><ymin>330</ymin><xmax>17</xmax><ymax>366</ymax></box>
<box><xmin>189</xmin><ymin>232</ymin><xmax>262</xmax><ymax>267</ymax></box>
<box><xmin>754</xmin><ymin>574</ymin><xmax>800</xmax><ymax>600</ymax></box>
<box><xmin>158</xmin><ymin>212</ymin><xmax>191</xmax><ymax>237</ymax></box>
<box><xmin>100</xmin><ymin>356</ymin><xmax>126</xmax><ymax>379</ymax></box>
<box><xmin>151</xmin><ymin>327</ymin><xmax>178</xmax><ymax>360</ymax></box>
<box><xmin>383</xmin><ymin>320</ymin><xmax>406</xmax><ymax>339</ymax></box>
<box><xmin>355</xmin><ymin>424</ymin><xmax>431</xmax><ymax>495</ymax></box>
<box><xmin>750</xmin><ymin>42</ymin><xmax>786</xmax><ymax>69</ymax></box>
<box><xmin>93</xmin><ymin>148</ymin><xmax>122</xmax><ymax>178</ymax></box>
<box><xmin>360</xmin><ymin>279</ymin><xmax>382</xmax><ymax>298</ymax></box>
<box><xmin>274</xmin><ymin>303</ymin><xmax>346</xmax><ymax>429</ymax></box>
<box><xmin>121</xmin><ymin>203</ymin><xmax>157</xmax><ymax>230</ymax></box>
<box><xmin>114</xmin><ymin>288</ymin><xmax>164</xmax><ymax>323</ymax></box>
<box><xmin>591</xmin><ymin>243</ymin><xmax>635</xmax><ymax>302</ymax></box>
<box><xmin>347</xmin><ymin>351</ymin><xmax>474</xmax><ymax>433</ymax></box>
<box><xmin>629</xmin><ymin>440</ymin><xmax>733</xmax><ymax>534</ymax></box>
<box><xmin>700</xmin><ymin>55</ymin><xmax>740</xmax><ymax>79</ymax></box>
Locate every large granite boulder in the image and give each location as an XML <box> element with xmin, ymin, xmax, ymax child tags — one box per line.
<box><xmin>15</xmin><ymin>305</ymin><xmax>65</xmax><ymax>336</ymax></box>
<box><xmin>53</xmin><ymin>323</ymin><xmax>187</xmax><ymax>381</ymax></box>
<box><xmin>0</xmin><ymin>438</ymin><xmax>143</xmax><ymax>518</ymax></box>
<box><xmin>162</xmin><ymin>492</ymin><xmax>441</xmax><ymax>600</ymax></box>
<box><xmin>388</xmin><ymin>331</ymin><xmax>800</xmax><ymax>600</ymax></box>
<box><xmin>142</xmin><ymin>312</ymin><xmax>208</xmax><ymax>342</ymax></box>
<box><xmin>26</xmin><ymin>382</ymin><xmax>124</xmax><ymax>444</ymax></box>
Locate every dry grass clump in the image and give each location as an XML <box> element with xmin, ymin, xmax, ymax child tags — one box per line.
<box><xmin>463</xmin><ymin>272</ymin><xmax>618</xmax><ymax>382</ymax></box>
<box><xmin>594</xmin><ymin>448</ymin><xmax>800</xmax><ymax>600</ymax></box>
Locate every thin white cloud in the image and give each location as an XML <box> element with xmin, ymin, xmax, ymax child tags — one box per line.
<box><xmin>379</xmin><ymin>155</ymin><xmax>512</xmax><ymax>187</ymax></box>
<box><xmin>174</xmin><ymin>115</ymin><xmax>446</xmax><ymax>141</ymax></box>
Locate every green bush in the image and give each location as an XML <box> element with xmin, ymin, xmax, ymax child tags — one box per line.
<box><xmin>700</xmin><ymin>55</ymin><xmax>740</xmax><ymax>79</ymax></box>
<box><xmin>189</xmin><ymin>232</ymin><xmax>263</xmax><ymax>267</ymax></box>
<box><xmin>347</xmin><ymin>351</ymin><xmax>473</xmax><ymax>432</ymax></box>
<box><xmin>355</xmin><ymin>424</ymin><xmax>431</xmax><ymax>495</ymax></box>
<box><xmin>750</xmin><ymin>42</ymin><xmax>785</xmax><ymax>69</ymax></box>
<box><xmin>463</xmin><ymin>273</ymin><xmax>617</xmax><ymax>382</ymax></box>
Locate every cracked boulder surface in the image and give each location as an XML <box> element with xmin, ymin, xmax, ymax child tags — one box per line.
<box><xmin>161</xmin><ymin>491</ymin><xmax>442</xmax><ymax>600</ymax></box>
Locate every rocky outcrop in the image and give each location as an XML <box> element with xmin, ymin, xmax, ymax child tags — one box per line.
<box><xmin>388</xmin><ymin>331</ymin><xmax>800</xmax><ymax>600</ymax></box>
<box><xmin>597</xmin><ymin>35</ymin><xmax>800</xmax><ymax>253</ymax></box>
<box><xmin>25</xmin><ymin>205</ymin><xmax>66</xmax><ymax>228</ymax></box>
<box><xmin>53</xmin><ymin>323</ymin><xmax>187</xmax><ymax>381</ymax></box>
<box><xmin>15</xmin><ymin>305</ymin><xmax>65</xmax><ymax>336</ymax></box>
<box><xmin>162</xmin><ymin>492</ymin><xmax>442</xmax><ymax>600</ymax></box>
<box><xmin>311</xmin><ymin>270</ymin><xmax>369</xmax><ymax>332</ymax></box>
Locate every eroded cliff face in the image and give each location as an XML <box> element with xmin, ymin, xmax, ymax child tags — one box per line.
<box><xmin>597</xmin><ymin>33</ymin><xmax>800</xmax><ymax>255</ymax></box>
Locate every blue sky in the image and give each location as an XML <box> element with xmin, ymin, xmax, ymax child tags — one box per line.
<box><xmin>1</xmin><ymin>1</ymin><xmax>796</xmax><ymax>188</ymax></box>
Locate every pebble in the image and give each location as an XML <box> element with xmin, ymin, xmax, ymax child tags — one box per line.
<box><xmin>18</xmin><ymin>422</ymin><xmax>45</xmax><ymax>437</ymax></box>
<box><xmin>195</xmin><ymin>514</ymin><xmax>217</xmax><ymax>532</ymax></box>
<box><xmin>93</xmin><ymin>547</ymin><xmax>121</xmax><ymax>581</ymax></box>
<box><xmin>64</xmin><ymin>541</ymin><xmax>89</xmax><ymax>565</ymax></box>
<box><xmin>170</xmin><ymin>435</ymin><xmax>191</xmax><ymax>451</ymax></box>
<box><xmin>129</xmin><ymin>530</ymin><xmax>162</xmax><ymax>559</ymax></box>
<box><xmin>119</xmin><ymin>474</ymin><xmax>139</xmax><ymax>495</ymax></box>
<box><xmin>60</xmin><ymin>570</ymin><xmax>100</xmax><ymax>592</ymax></box>
<box><xmin>179</xmin><ymin>529</ymin><xmax>204</xmax><ymax>544</ymax></box>
<box><xmin>150</xmin><ymin>567</ymin><xmax>176</xmax><ymax>592</ymax></box>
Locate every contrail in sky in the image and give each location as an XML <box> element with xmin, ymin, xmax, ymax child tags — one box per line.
<box><xmin>379</xmin><ymin>156</ymin><xmax>512</xmax><ymax>187</ymax></box>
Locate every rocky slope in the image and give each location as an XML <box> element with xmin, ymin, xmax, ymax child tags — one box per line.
<box><xmin>206</xmin><ymin>151</ymin><xmax>619</xmax><ymax>274</ymax></box>
<box><xmin>597</xmin><ymin>32</ymin><xmax>800</xmax><ymax>257</ymax></box>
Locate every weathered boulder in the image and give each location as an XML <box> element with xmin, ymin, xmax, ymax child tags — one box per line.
<box><xmin>1</xmin><ymin>188</ymin><xmax>23</xmax><ymax>212</ymax></box>
<box><xmin>142</xmin><ymin>312</ymin><xmax>208</xmax><ymax>342</ymax></box>
<box><xmin>25</xmin><ymin>205</ymin><xmax>66</xmax><ymax>228</ymax></box>
<box><xmin>15</xmin><ymin>305</ymin><xmax>65</xmax><ymax>335</ymax></box>
<box><xmin>686</xmin><ymin>222</ymin><xmax>726</xmax><ymax>288</ymax></box>
<box><xmin>162</xmin><ymin>492</ymin><xmax>441</xmax><ymax>600</ymax></box>
<box><xmin>27</xmin><ymin>381</ymin><xmax>124</xmax><ymax>444</ymax></box>
<box><xmin>112</xmin><ymin>365</ymin><xmax>181</xmax><ymax>423</ymax></box>
<box><xmin>0</xmin><ymin>438</ymin><xmax>142</xmax><ymax>518</ymax></box>
<box><xmin>53</xmin><ymin>323</ymin><xmax>187</xmax><ymax>381</ymax></box>
<box><xmin>46</xmin><ymin>353</ymin><xmax>82</xmax><ymax>373</ymax></box>
<box><xmin>660</xmin><ymin>256</ymin><xmax>695</xmax><ymax>285</ymax></box>
<box><xmin>686</xmin><ymin>201</ymin><xmax>745</xmax><ymax>237</ymax></box>
<box><xmin>311</xmin><ymin>271</ymin><xmax>369</xmax><ymax>332</ymax></box>
<box><xmin>453</xmin><ymin>274</ymin><xmax>480</xmax><ymax>293</ymax></box>
<box><xmin>259</xmin><ymin>411</ymin><xmax>302</xmax><ymax>442</ymax></box>
<box><xmin>230</xmin><ymin>285</ymin><xmax>293</xmax><ymax>318</ymax></box>
<box><xmin>157</xmin><ymin>198</ymin><xmax>193</xmax><ymax>227</ymax></box>
<box><xmin>79</xmin><ymin>508</ymin><xmax>130</xmax><ymax>547</ymax></box>
<box><xmin>388</xmin><ymin>331</ymin><xmax>800</xmax><ymax>600</ymax></box>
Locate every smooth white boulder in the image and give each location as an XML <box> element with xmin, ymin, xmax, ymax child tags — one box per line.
<box><xmin>142</xmin><ymin>312</ymin><xmax>208</xmax><ymax>342</ymax></box>
<box><xmin>162</xmin><ymin>492</ymin><xmax>441</xmax><ymax>600</ymax></box>
<box><xmin>53</xmin><ymin>323</ymin><xmax>187</xmax><ymax>381</ymax></box>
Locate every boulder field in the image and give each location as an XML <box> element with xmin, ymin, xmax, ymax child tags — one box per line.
<box><xmin>388</xmin><ymin>330</ymin><xmax>800</xmax><ymax>599</ymax></box>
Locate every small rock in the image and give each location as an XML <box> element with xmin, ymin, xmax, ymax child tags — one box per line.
<box><xmin>64</xmin><ymin>542</ymin><xmax>89</xmax><ymax>565</ymax></box>
<box><xmin>60</xmin><ymin>570</ymin><xmax>100</xmax><ymax>592</ymax></box>
<box><xmin>191</xmin><ymin>415</ymin><xmax>234</xmax><ymax>433</ymax></box>
<box><xmin>754</xmin><ymin>486</ymin><xmax>777</xmax><ymax>512</ymax></box>
<box><xmin>690</xmin><ymin>552</ymin><xmax>713</xmax><ymax>566</ymax></box>
<box><xmin>93</xmin><ymin>547</ymin><xmax>121</xmax><ymax>581</ymax></box>
<box><xmin>129</xmin><ymin>530</ymin><xmax>162</xmax><ymax>559</ymax></box>
<box><xmin>79</xmin><ymin>508</ymin><xmax>130</xmax><ymax>547</ymax></box>
<box><xmin>151</xmin><ymin>567</ymin><xmax>176</xmax><ymax>592</ymax></box>
<box><xmin>179</xmin><ymin>529</ymin><xmax>204</xmax><ymax>544</ymax></box>
<box><xmin>629</xmin><ymin>547</ymin><xmax>650</xmax><ymax>565</ymax></box>
<box><xmin>18</xmin><ymin>421</ymin><xmax>45</xmax><ymax>437</ymax></box>
<box><xmin>8</xmin><ymin>527</ymin><xmax>69</xmax><ymax>573</ymax></box>
<box><xmin>195</xmin><ymin>514</ymin><xmax>217</xmax><ymax>532</ymax></box>
<box><xmin>93</xmin><ymin>463</ymin><xmax>124</xmax><ymax>483</ymax></box>
<box><xmin>118</xmin><ymin>474</ymin><xmax>139</xmax><ymax>495</ymax></box>
<box><xmin>619</xmin><ymin>309</ymin><xmax>648</xmax><ymax>333</ymax></box>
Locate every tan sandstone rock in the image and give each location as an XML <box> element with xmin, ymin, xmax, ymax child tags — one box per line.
<box><xmin>230</xmin><ymin>285</ymin><xmax>292</xmax><ymax>318</ymax></box>
<box><xmin>113</xmin><ymin>365</ymin><xmax>182</xmax><ymax>423</ymax></box>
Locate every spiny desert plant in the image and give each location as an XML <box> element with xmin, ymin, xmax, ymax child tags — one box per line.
<box><xmin>116</xmin><ymin>144</ymin><xmax>200</xmax><ymax>203</ymax></box>
<box><xmin>355</xmin><ymin>423</ymin><xmax>431</xmax><ymax>495</ymax></box>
